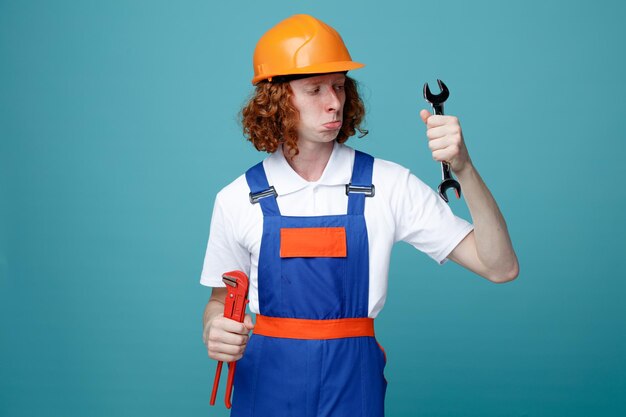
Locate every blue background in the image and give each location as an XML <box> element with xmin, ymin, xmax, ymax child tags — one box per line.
<box><xmin>1</xmin><ymin>0</ymin><xmax>625</xmax><ymax>416</ymax></box>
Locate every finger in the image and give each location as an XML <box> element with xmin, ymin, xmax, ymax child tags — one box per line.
<box><xmin>216</xmin><ymin>317</ymin><xmax>250</xmax><ymax>335</ymax></box>
<box><xmin>425</xmin><ymin>125</ymin><xmax>449</xmax><ymax>140</ymax></box>
<box><xmin>243</xmin><ymin>314</ymin><xmax>255</xmax><ymax>330</ymax></box>
<box><xmin>432</xmin><ymin>148</ymin><xmax>458</xmax><ymax>163</ymax></box>
<box><xmin>426</xmin><ymin>114</ymin><xmax>456</xmax><ymax>128</ymax></box>
<box><xmin>207</xmin><ymin>340</ymin><xmax>246</xmax><ymax>361</ymax></box>
<box><xmin>419</xmin><ymin>109</ymin><xmax>431</xmax><ymax>124</ymax></box>
<box><xmin>427</xmin><ymin>137</ymin><xmax>449</xmax><ymax>153</ymax></box>
<box><xmin>210</xmin><ymin>330</ymin><xmax>249</xmax><ymax>346</ymax></box>
<box><xmin>211</xmin><ymin>341</ymin><xmax>246</xmax><ymax>356</ymax></box>
<box><xmin>209</xmin><ymin>350</ymin><xmax>244</xmax><ymax>362</ymax></box>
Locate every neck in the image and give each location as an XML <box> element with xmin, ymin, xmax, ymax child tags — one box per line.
<box><xmin>284</xmin><ymin>141</ymin><xmax>335</xmax><ymax>182</ymax></box>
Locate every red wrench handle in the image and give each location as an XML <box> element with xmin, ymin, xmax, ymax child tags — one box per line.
<box><xmin>225</xmin><ymin>362</ymin><xmax>237</xmax><ymax>408</ymax></box>
<box><xmin>209</xmin><ymin>361</ymin><xmax>223</xmax><ymax>405</ymax></box>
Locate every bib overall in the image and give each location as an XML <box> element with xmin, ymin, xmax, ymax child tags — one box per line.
<box><xmin>232</xmin><ymin>150</ymin><xmax>387</xmax><ymax>417</ymax></box>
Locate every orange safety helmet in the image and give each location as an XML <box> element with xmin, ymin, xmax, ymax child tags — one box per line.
<box><xmin>251</xmin><ymin>14</ymin><xmax>364</xmax><ymax>85</ymax></box>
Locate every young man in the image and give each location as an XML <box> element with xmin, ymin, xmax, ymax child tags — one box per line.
<box><xmin>200</xmin><ymin>14</ymin><xmax>518</xmax><ymax>417</ymax></box>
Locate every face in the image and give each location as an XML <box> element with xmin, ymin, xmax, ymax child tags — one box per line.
<box><xmin>289</xmin><ymin>73</ymin><xmax>347</xmax><ymax>148</ymax></box>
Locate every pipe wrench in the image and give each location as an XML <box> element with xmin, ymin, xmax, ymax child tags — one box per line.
<box><xmin>209</xmin><ymin>270</ymin><xmax>250</xmax><ymax>409</ymax></box>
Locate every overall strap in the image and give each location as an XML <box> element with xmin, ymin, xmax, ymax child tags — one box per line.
<box><xmin>245</xmin><ymin>161</ymin><xmax>280</xmax><ymax>217</ymax></box>
<box><xmin>346</xmin><ymin>150</ymin><xmax>375</xmax><ymax>215</ymax></box>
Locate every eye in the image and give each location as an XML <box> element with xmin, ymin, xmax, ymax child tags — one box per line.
<box><xmin>307</xmin><ymin>87</ymin><xmax>320</xmax><ymax>95</ymax></box>
<box><xmin>334</xmin><ymin>84</ymin><xmax>345</xmax><ymax>92</ymax></box>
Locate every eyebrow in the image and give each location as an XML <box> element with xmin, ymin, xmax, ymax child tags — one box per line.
<box><xmin>301</xmin><ymin>76</ymin><xmax>345</xmax><ymax>86</ymax></box>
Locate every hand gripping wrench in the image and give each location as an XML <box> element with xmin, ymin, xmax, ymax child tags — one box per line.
<box><xmin>423</xmin><ymin>79</ymin><xmax>462</xmax><ymax>203</ymax></box>
<box><xmin>210</xmin><ymin>270</ymin><xmax>250</xmax><ymax>409</ymax></box>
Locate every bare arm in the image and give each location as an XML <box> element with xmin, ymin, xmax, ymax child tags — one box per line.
<box><xmin>202</xmin><ymin>286</ymin><xmax>254</xmax><ymax>362</ymax></box>
<box><xmin>420</xmin><ymin>109</ymin><xmax>519</xmax><ymax>283</ymax></box>
<box><xmin>447</xmin><ymin>164</ymin><xmax>519</xmax><ymax>282</ymax></box>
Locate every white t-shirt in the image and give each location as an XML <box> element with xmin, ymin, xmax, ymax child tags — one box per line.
<box><xmin>200</xmin><ymin>142</ymin><xmax>473</xmax><ymax>318</ymax></box>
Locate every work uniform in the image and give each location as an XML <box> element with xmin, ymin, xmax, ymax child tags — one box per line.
<box><xmin>201</xmin><ymin>142</ymin><xmax>473</xmax><ymax>416</ymax></box>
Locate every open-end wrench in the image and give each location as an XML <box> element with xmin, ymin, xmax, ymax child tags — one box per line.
<box><xmin>423</xmin><ymin>79</ymin><xmax>462</xmax><ymax>203</ymax></box>
<box><xmin>210</xmin><ymin>270</ymin><xmax>250</xmax><ymax>409</ymax></box>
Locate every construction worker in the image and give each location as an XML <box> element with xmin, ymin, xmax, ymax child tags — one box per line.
<box><xmin>201</xmin><ymin>14</ymin><xmax>518</xmax><ymax>416</ymax></box>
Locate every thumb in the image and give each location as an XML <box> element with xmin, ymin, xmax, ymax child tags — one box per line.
<box><xmin>419</xmin><ymin>109</ymin><xmax>431</xmax><ymax>125</ymax></box>
<box><xmin>243</xmin><ymin>314</ymin><xmax>255</xmax><ymax>331</ymax></box>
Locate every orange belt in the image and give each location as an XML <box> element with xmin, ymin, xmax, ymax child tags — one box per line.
<box><xmin>253</xmin><ymin>315</ymin><xmax>375</xmax><ymax>340</ymax></box>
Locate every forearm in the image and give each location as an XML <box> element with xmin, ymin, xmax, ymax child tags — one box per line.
<box><xmin>203</xmin><ymin>300</ymin><xmax>224</xmax><ymax>328</ymax></box>
<box><xmin>455</xmin><ymin>162</ymin><xmax>519</xmax><ymax>281</ymax></box>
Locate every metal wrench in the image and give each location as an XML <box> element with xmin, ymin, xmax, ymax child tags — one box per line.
<box><xmin>423</xmin><ymin>79</ymin><xmax>462</xmax><ymax>203</ymax></box>
<box><xmin>210</xmin><ymin>270</ymin><xmax>250</xmax><ymax>409</ymax></box>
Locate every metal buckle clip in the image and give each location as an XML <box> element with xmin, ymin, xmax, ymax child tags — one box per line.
<box><xmin>345</xmin><ymin>183</ymin><xmax>375</xmax><ymax>197</ymax></box>
<box><xmin>249</xmin><ymin>186</ymin><xmax>277</xmax><ymax>204</ymax></box>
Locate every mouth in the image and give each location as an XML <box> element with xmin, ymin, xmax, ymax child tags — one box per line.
<box><xmin>323</xmin><ymin>121</ymin><xmax>342</xmax><ymax>130</ymax></box>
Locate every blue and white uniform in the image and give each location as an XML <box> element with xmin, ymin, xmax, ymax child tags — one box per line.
<box><xmin>201</xmin><ymin>142</ymin><xmax>473</xmax><ymax>416</ymax></box>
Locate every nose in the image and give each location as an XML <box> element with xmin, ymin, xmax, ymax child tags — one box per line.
<box><xmin>325</xmin><ymin>86</ymin><xmax>341</xmax><ymax>112</ymax></box>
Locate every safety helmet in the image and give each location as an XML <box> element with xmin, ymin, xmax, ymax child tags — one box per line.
<box><xmin>251</xmin><ymin>14</ymin><xmax>364</xmax><ymax>84</ymax></box>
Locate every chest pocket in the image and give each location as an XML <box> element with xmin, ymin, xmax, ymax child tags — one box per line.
<box><xmin>280</xmin><ymin>227</ymin><xmax>347</xmax><ymax>258</ymax></box>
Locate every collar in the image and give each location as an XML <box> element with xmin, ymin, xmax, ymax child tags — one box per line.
<box><xmin>263</xmin><ymin>141</ymin><xmax>354</xmax><ymax>196</ymax></box>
